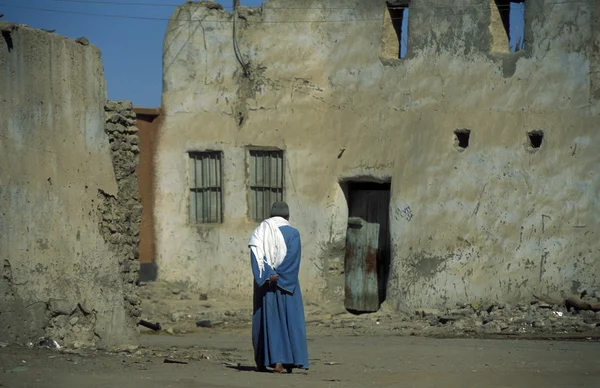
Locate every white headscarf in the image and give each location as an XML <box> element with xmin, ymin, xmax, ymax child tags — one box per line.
<box><xmin>248</xmin><ymin>216</ymin><xmax>289</xmax><ymax>278</ymax></box>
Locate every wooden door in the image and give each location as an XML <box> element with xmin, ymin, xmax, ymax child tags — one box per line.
<box><xmin>346</xmin><ymin>182</ymin><xmax>391</xmax><ymax>305</ymax></box>
<box><xmin>344</xmin><ymin>217</ymin><xmax>380</xmax><ymax>312</ymax></box>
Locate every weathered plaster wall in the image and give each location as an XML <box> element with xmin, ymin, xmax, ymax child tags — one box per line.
<box><xmin>0</xmin><ymin>24</ymin><xmax>139</xmax><ymax>347</ymax></box>
<box><xmin>157</xmin><ymin>0</ymin><xmax>600</xmax><ymax>310</ymax></box>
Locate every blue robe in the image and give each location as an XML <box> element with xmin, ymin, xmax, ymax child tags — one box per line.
<box><xmin>251</xmin><ymin>225</ymin><xmax>309</xmax><ymax>370</ymax></box>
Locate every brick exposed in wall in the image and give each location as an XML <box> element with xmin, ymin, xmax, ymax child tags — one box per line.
<box><xmin>99</xmin><ymin>100</ymin><xmax>143</xmax><ymax>329</ymax></box>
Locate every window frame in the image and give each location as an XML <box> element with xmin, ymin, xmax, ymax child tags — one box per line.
<box><xmin>247</xmin><ymin>148</ymin><xmax>285</xmax><ymax>222</ymax></box>
<box><xmin>188</xmin><ymin>150</ymin><xmax>224</xmax><ymax>224</ymax></box>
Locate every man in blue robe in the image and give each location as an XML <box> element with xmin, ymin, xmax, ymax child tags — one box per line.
<box><xmin>248</xmin><ymin>202</ymin><xmax>309</xmax><ymax>373</ymax></box>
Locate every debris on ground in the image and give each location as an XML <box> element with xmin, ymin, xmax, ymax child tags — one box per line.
<box><xmin>535</xmin><ymin>290</ymin><xmax>600</xmax><ymax>312</ymax></box>
<box><xmin>164</xmin><ymin>358</ymin><xmax>188</xmax><ymax>364</ymax></box>
<box><xmin>136</xmin><ymin>280</ymin><xmax>600</xmax><ymax>339</ymax></box>
<box><xmin>38</xmin><ymin>337</ymin><xmax>61</xmax><ymax>349</ymax></box>
<box><xmin>8</xmin><ymin>366</ymin><xmax>28</xmax><ymax>373</ymax></box>
<box><xmin>196</xmin><ymin>320</ymin><xmax>212</xmax><ymax>328</ymax></box>
<box><xmin>137</xmin><ymin>320</ymin><xmax>161</xmax><ymax>331</ymax></box>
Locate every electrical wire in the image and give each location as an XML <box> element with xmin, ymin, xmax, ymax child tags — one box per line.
<box><xmin>0</xmin><ymin>0</ymin><xmax>596</xmax><ymax>24</ymax></box>
<box><xmin>46</xmin><ymin>0</ymin><xmax>600</xmax><ymax>10</ymax></box>
<box><xmin>52</xmin><ymin>0</ymin><xmax>182</xmax><ymax>7</ymax></box>
<box><xmin>232</xmin><ymin>5</ymin><xmax>249</xmax><ymax>76</ymax></box>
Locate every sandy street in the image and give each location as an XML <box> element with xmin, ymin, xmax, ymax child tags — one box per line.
<box><xmin>1</xmin><ymin>328</ymin><xmax>599</xmax><ymax>388</ymax></box>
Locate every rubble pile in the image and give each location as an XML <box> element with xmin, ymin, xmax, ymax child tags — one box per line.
<box><xmin>294</xmin><ymin>292</ymin><xmax>600</xmax><ymax>338</ymax></box>
<box><xmin>45</xmin><ymin>300</ymin><xmax>99</xmax><ymax>347</ymax></box>
<box><xmin>136</xmin><ymin>281</ymin><xmax>253</xmax><ymax>334</ymax></box>
<box><xmin>413</xmin><ymin>292</ymin><xmax>600</xmax><ymax>337</ymax></box>
<box><xmin>134</xmin><ymin>280</ymin><xmax>599</xmax><ymax>340</ymax></box>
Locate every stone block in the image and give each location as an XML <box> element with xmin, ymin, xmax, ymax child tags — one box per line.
<box><xmin>48</xmin><ymin>299</ymin><xmax>74</xmax><ymax>316</ymax></box>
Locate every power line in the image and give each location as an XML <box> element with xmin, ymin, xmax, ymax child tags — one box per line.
<box><xmin>52</xmin><ymin>0</ymin><xmax>182</xmax><ymax>7</ymax></box>
<box><xmin>48</xmin><ymin>0</ymin><xmax>598</xmax><ymax>9</ymax></box>
<box><xmin>0</xmin><ymin>3</ymin><xmax>374</xmax><ymax>23</ymax></box>
<box><xmin>1</xmin><ymin>0</ymin><xmax>596</xmax><ymax>24</ymax></box>
<box><xmin>1</xmin><ymin>3</ymin><xmax>176</xmax><ymax>21</ymax></box>
<box><xmin>265</xmin><ymin>0</ymin><xmax>597</xmax><ymax>8</ymax></box>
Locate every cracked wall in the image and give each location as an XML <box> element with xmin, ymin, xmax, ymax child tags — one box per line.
<box><xmin>156</xmin><ymin>0</ymin><xmax>600</xmax><ymax>310</ymax></box>
<box><xmin>0</xmin><ymin>24</ymin><xmax>139</xmax><ymax>347</ymax></box>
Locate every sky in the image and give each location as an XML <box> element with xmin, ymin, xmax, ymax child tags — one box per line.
<box><xmin>1</xmin><ymin>1</ymin><xmax>524</xmax><ymax>108</ymax></box>
<box><xmin>1</xmin><ymin>0</ymin><xmax>263</xmax><ymax>107</ymax></box>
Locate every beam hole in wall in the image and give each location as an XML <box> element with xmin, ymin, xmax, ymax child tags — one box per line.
<box><xmin>339</xmin><ymin>179</ymin><xmax>391</xmax><ymax>315</ymax></box>
<box><xmin>383</xmin><ymin>1</ymin><xmax>410</xmax><ymax>59</ymax></box>
<box><xmin>527</xmin><ymin>130</ymin><xmax>544</xmax><ymax>149</ymax></box>
<box><xmin>454</xmin><ymin>129</ymin><xmax>471</xmax><ymax>151</ymax></box>
<box><xmin>493</xmin><ymin>0</ymin><xmax>525</xmax><ymax>52</ymax></box>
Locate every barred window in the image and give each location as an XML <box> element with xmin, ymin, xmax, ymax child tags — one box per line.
<box><xmin>249</xmin><ymin>150</ymin><xmax>284</xmax><ymax>221</ymax></box>
<box><xmin>189</xmin><ymin>151</ymin><xmax>223</xmax><ymax>224</ymax></box>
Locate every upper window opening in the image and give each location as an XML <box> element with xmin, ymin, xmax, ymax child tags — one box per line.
<box><xmin>189</xmin><ymin>151</ymin><xmax>223</xmax><ymax>224</ymax></box>
<box><xmin>248</xmin><ymin>149</ymin><xmax>284</xmax><ymax>222</ymax></box>
<box><xmin>492</xmin><ymin>1</ymin><xmax>525</xmax><ymax>52</ymax></box>
<box><xmin>383</xmin><ymin>1</ymin><xmax>410</xmax><ymax>59</ymax></box>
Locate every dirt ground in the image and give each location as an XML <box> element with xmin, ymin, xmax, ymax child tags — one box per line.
<box><xmin>2</xmin><ymin>283</ymin><xmax>599</xmax><ymax>387</ymax></box>
<box><xmin>2</xmin><ymin>327</ymin><xmax>599</xmax><ymax>388</ymax></box>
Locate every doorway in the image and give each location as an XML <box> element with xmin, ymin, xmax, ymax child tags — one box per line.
<box><xmin>343</xmin><ymin>180</ymin><xmax>391</xmax><ymax>313</ymax></box>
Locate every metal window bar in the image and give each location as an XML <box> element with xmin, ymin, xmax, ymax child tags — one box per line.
<box><xmin>189</xmin><ymin>151</ymin><xmax>223</xmax><ymax>224</ymax></box>
<box><xmin>249</xmin><ymin>150</ymin><xmax>284</xmax><ymax>221</ymax></box>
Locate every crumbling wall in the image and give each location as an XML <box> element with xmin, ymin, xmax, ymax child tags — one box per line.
<box><xmin>100</xmin><ymin>100</ymin><xmax>143</xmax><ymax>334</ymax></box>
<box><xmin>0</xmin><ymin>23</ymin><xmax>139</xmax><ymax>348</ymax></box>
<box><xmin>156</xmin><ymin>0</ymin><xmax>600</xmax><ymax>310</ymax></box>
<box><xmin>0</xmin><ymin>259</ymin><xmax>48</xmax><ymax>344</ymax></box>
